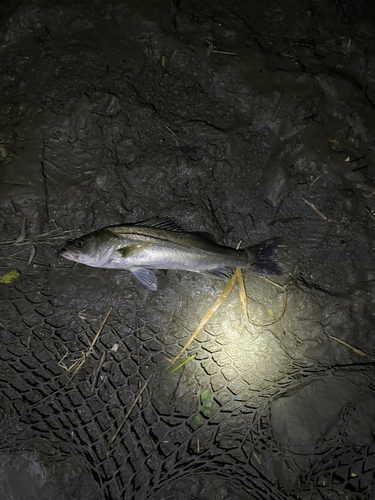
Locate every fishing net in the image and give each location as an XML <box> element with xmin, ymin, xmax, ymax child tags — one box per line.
<box><xmin>1</xmin><ymin>271</ymin><xmax>373</xmax><ymax>500</ymax></box>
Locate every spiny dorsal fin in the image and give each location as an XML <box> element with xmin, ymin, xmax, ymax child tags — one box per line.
<box><xmin>134</xmin><ymin>217</ymin><xmax>185</xmax><ymax>232</ymax></box>
<box><xmin>191</xmin><ymin>231</ymin><xmax>216</xmax><ymax>242</ymax></box>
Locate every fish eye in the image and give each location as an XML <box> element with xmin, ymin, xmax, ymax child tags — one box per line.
<box><xmin>76</xmin><ymin>240</ymin><xmax>84</xmax><ymax>248</ymax></box>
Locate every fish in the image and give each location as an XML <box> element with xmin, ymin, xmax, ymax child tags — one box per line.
<box><xmin>59</xmin><ymin>218</ymin><xmax>282</xmax><ymax>290</ymax></box>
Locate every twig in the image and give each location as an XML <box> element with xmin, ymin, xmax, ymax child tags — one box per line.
<box><xmin>212</xmin><ymin>50</ymin><xmax>237</xmax><ymax>55</ymax></box>
<box><xmin>302</xmin><ymin>197</ymin><xmax>328</xmax><ymax>220</ymax></box>
<box><xmin>302</xmin><ymin>197</ymin><xmax>337</xmax><ymax>223</ymax></box>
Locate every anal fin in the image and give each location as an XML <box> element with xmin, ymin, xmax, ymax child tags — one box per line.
<box><xmin>202</xmin><ymin>268</ymin><xmax>228</xmax><ymax>280</ymax></box>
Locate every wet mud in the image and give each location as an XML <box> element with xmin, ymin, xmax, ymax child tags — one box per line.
<box><xmin>1</xmin><ymin>0</ymin><xmax>375</xmax><ymax>498</ymax></box>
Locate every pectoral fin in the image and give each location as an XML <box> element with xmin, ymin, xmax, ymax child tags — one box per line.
<box><xmin>118</xmin><ymin>243</ymin><xmax>151</xmax><ymax>258</ymax></box>
<box><xmin>130</xmin><ymin>268</ymin><xmax>157</xmax><ymax>290</ymax></box>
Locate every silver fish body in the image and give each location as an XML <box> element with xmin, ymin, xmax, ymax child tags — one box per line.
<box><xmin>60</xmin><ymin>219</ymin><xmax>281</xmax><ymax>290</ymax></box>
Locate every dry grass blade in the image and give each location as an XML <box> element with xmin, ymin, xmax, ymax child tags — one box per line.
<box><xmin>329</xmin><ymin>335</ymin><xmax>375</xmax><ymax>361</ymax></box>
<box><xmin>0</xmin><ymin>248</ymin><xmax>29</xmax><ymax>262</ymax></box>
<box><xmin>260</xmin><ymin>276</ymin><xmax>285</xmax><ymax>290</ymax></box>
<box><xmin>170</xmin><ymin>271</ymin><xmax>238</xmax><ymax>365</ymax></box>
<box><xmin>236</xmin><ymin>267</ymin><xmax>249</xmax><ymax>321</ymax></box>
<box><xmin>170</xmin><ymin>354</ymin><xmax>196</xmax><ymax>374</ymax></box>
<box><xmin>91</xmin><ymin>351</ymin><xmax>107</xmax><ymax>391</ymax></box>
<box><xmin>69</xmin><ymin>306</ymin><xmax>113</xmax><ymax>377</ymax></box>
<box><xmin>87</xmin><ymin>307</ymin><xmax>113</xmax><ymax>356</ymax></box>
<box><xmin>107</xmin><ymin>378</ymin><xmax>150</xmax><ymax>449</ymax></box>
<box><xmin>171</xmin><ymin>267</ymin><xmax>288</xmax><ymax>365</ymax></box>
<box><xmin>30</xmin><ymin>307</ymin><xmax>112</xmax><ymax>409</ymax></box>
<box><xmin>0</xmin><ymin>227</ymin><xmax>73</xmax><ymax>249</ymax></box>
<box><xmin>238</xmin><ymin>270</ymin><xmax>287</xmax><ymax>327</ymax></box>
<box><xmin>109</xmin><ymin>324</ymin><xmax>127</xmax><ymax>351</ymax></box>
<box><xmin>56</xmin><ymin>341</ymin><xmax>88</xmax><ymax>374</ymax></box>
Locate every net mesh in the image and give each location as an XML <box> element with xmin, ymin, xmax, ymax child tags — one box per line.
<box><xmin>0</xmin><ymin>274</ymin><xmax>374</xmax><ymax>500</ymax></box>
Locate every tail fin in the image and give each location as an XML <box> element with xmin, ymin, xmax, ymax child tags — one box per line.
<box><xmin>248</xmin><ymin>237</ymin><xmax>282</xmax><ymax>275</ymax></box>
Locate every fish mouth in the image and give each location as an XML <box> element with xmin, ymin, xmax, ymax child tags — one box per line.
<box><xmin>59</xmin><ymin>248</ymin><xmax>79</xmax><ymax>261</ymax></box>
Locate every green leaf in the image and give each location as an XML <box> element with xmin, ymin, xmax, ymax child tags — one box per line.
<box><xmin>0</xmin><ymin>269</ymin><xmax>20</xmax><ymax>284</ymax></box>
<box><xmin>195</xmin><ymin>415</ymin><xmax>202</xmax><ymax>427</ymax></box>
<box><xmin>202</xmin><ymin>401</ymin><xmax>212</xmax><ymax>417</ymax></box>
<box><xmin>267</xmin><ymin>309</ymin><xmax>274</xmax><ymax>318</ymax></box>
<box><xmin>200</xmin><ymin>389</ymin><xmax>212</xmax><ymax>404</ymax></box>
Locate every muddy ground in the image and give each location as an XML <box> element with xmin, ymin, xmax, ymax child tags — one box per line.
<box><xmin>0</xmin><ymin>0</ymin><xmax>375</xmax><ymax>499</ymax></box>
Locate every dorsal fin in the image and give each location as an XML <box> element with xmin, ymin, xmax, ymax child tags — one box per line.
<box><xmin>134</xmin><ymin>217</ymin><xmax>185</xmax><ymax>232</ymax></box>
<box><xmin>191</xmin><ymin>231</ymin><xmax>216</xmax><ymax>242</ymax></box>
